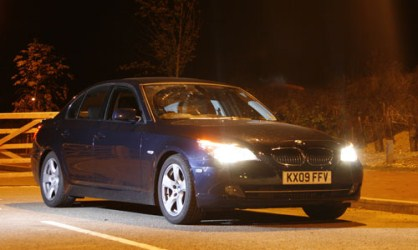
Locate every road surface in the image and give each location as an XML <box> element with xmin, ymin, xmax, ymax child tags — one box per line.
<box><xmin>1</xmin><ymin>186</ymin><xmax>418</xmax><ymax>249</ymax></box>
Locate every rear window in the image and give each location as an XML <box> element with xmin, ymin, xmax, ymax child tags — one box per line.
<box><xmin>66</xmin><ymin>94</ymin><xmax>84</xmax><ymax>119</ymax></box>
<box><xmin>67</xmin><ymin>86</ymin><xmax>110</xmax><ymax>120</ymax></box>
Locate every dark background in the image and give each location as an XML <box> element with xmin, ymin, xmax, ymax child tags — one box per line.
<box><xmin>1</xmin><ymin>0</ymin><xmax>418</xmax><ymax>112</ymax></box>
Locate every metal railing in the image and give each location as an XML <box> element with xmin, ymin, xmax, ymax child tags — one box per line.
<box><xmin>0</xmin><ymin>112</ymin><xmax>58</xmax><ymax>165</ymax></box>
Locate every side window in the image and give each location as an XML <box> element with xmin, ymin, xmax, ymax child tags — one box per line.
<box><xmin>106</xmin><ymin>87</ymin><xmax>141</xmax><ymax>121</ymax></box>
<box><xmin>66</xmin><ymin>94</ymin><xmax>85</xmax><ymax>119</ymax></box>
<box><xmin>78</xmin><ymin>86</ymin><xmax>110</xmax><ymax>120</ymax></box>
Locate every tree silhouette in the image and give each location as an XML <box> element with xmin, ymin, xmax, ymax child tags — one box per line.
<box><xmin>12</xmin><ymin>39</ymin><xmax>73</xmax><ymax>111</ymax></box>
<box><xmin>121</xmin><ymin>0</ymin><xmax>200</xmax><ymax>77</ymax></box>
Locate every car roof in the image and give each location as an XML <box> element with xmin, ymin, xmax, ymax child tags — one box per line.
<box><xmin>99</xmin><ymin>77</ymin><xmax>222</xmax><ymax>86</ymax></box>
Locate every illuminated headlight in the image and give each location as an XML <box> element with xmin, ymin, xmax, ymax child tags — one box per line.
<box><xmin>340</xmin><ymin>144</ymin><xmax>358</xmax><ymax>162</ymax></box>
<box><xmin>198</xmin><ymin>140</ymin><xmax>258</xmax><ymax>164</ymax></box>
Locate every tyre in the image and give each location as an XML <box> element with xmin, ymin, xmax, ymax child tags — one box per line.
<box><xmin>303</xmin><ymin>203</ymin><xmax>348</xmax><ymax>220</ymax></box>
<box><xmin>158</xmin><ymin>154</ymin><xmax>202</xmax><ymax>224</ymax></box>
<box><xmin>40</xmin><ymin>152</ymin><xmax>75</xmax><ymax>207</ymax></box>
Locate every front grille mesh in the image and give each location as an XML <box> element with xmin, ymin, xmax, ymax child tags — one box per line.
<box><xmin>271</xmin><ymin>148</ymin><xmax>304</xmax><ymax>166</ymax></box>
<box><xmin>306</xmin><ymin>148</ymin><xmax>333</xmax><ymax>166</ymax></box>
<box><xmin>271</xmin><ymin>147</ymin><xmax>334</xmax><ymax>166</ymax></box>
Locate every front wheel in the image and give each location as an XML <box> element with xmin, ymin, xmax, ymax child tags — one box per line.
<box><xmin>40</xmin><ymin>152</ymin><xmax>75</xmax><ymax>207</ymax></box>
<box><xmin>158</xmin><ymin>154</ymin><xmax>202</xmax><ymax>224</ymax></box>
<box><xmin>303</xmin><ymin>203</ymin><xmax>348</xmax><ymax>220</ymax></box>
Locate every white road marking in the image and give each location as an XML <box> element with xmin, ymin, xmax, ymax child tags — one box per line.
<box><xmin>41</xmin><ymin>220</ymin><xmax>167</xmax><ymax>250</ymax></box>
<box><xmin>361</xmin><ymin>197</ymin><xmax>418</xmax><ymax>205</ymax></box>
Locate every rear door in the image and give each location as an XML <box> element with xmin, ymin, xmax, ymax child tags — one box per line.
<box><xmin>60</xmin><ymin>85</ymin><xmax>111</xmax><ymax>185</ymax></box>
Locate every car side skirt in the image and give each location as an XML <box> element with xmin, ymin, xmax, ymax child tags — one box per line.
<box><xmin>68</xmin><ymin>184</ymin><xmax>156</xmax><ymax>206</ymax></box>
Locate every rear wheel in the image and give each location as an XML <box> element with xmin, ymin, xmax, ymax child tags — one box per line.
<box><xmin>158</xmin><ymin>154</ymin><xmax>202</xmax><ymax>224</ymax></box>
<box><xmin>40</xmin><ymin>152</ymin><xmax>75</xmax><ymax>207</ymax></box>
<box><xmin>303</xmin><ymin>203</ymin><xmax>348</xmax><ymax>220</ymax></box>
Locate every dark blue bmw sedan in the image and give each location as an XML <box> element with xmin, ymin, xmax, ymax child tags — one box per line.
<box><xmin>31</xmin><ymin>77</ymin><xmax>363</xmax><ymax>224</ymax></box>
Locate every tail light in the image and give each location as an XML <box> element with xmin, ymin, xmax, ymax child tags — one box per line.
<box><xmin>33</xmin><ymin>124</ymin><xmax>43</xmax><ymax>140</ymax></box>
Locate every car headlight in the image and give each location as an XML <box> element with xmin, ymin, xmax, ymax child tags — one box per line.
<box><xmin>340</xmin><ymin>144</ymin><xmax>358</xmax><ymax>162</ymax></box>
<box><xmin>197</xmin><ymin>140</ymin><xmax>258</xmax><ymax>164</ymax></box>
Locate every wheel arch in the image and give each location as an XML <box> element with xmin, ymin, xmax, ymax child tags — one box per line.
<box><xmin>153</xmin><ymin>150</ymin><xmax>190</xmax><ymax>206</ymax></box>
<box><xmin>38</xmin><ymin>149</ymin><xmax>52</xmax><ymax>180</ymax></box>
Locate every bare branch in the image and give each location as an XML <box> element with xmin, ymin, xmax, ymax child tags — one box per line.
<box><xmin>121</xmin><ymin>0</ymin><xmax>200</xmax><ymax>77</ymax></box>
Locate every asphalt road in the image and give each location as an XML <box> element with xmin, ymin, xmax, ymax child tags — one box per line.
<box><xmin>1</xmin><ymin>186</ymin><xmax>418</xmax><ymax>250</ymax></box>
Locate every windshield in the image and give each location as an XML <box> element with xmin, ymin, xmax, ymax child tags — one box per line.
<box><xmin>143</xmin><ymin>83</ymin><xmax>276</xmax><ymax>121</ymax></box>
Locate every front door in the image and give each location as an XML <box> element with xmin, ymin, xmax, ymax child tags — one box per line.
<box><xmin>90</xmin><ymin>86</ymin><xmax>144</xmax><ymax>190</ymax></box>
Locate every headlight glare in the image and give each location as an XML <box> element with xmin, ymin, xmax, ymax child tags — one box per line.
<box><xmin>198</xmin><ymin>140</ymin><xmax>258</xmax><ymax>164</ymax></box>
<box><xmin>340</xmin><ymin>144</ymin><xmax>358</xmax><ymax>162</ymax></box>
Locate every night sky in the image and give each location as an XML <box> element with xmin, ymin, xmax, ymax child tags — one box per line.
<box><xmin>1</xmin><ymin>0</ymin><xmax>418</xmax><ymax>112</ymax></box>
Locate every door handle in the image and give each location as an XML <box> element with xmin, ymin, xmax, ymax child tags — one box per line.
<box><xmin>60</xmin><ymin>130</ymin><xmax>70</xmax><ymax>138</ymax></box>
<box><xmin>94</xmin><ymin>132</ymin><xmax>106</xmax><ymax>140</ymax></box>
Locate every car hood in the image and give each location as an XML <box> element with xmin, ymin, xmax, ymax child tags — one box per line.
<box><xmin>160</xmin><ymin>119</ymin><xmax>341</xmax><ymax>148</ymax></box>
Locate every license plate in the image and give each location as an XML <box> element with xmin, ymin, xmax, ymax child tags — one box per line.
<box><xmin>282</xmin><ymin>171</ymin><xmax>332</xmax><ymax>185</ymax></box>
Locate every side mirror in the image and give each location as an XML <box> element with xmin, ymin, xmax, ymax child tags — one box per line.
<box><xmin>112</xmin><ymin>108</ymin><xmax>139</xmax><ymax>122</ymax></box>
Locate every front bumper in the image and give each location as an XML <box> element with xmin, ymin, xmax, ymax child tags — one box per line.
<box><xmin>196</xmin><ymin>184</ymin><xmax>361</xmax><ymax>209</ymax></box>
<box><xmin>191</xmin><ymin>159</ymin><xmax>363</xmax><ymax>210</ymax></box>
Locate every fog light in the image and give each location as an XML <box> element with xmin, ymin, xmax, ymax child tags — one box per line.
<box><xmin>225</xmin><ymin>185</ymin><xmax>245</xmax><ymax>198</ymax></box>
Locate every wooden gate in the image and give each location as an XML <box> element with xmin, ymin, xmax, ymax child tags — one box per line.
<box><xmin>0</xmin><ymin>112</ymin><xmax>58</xmax><ymax>166</ymax></box>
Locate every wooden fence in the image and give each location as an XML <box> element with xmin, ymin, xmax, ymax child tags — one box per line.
<box><xmin>0</xmin><ymin>112</ymin><xmax>58</xmax><ymax>166</ymax></box>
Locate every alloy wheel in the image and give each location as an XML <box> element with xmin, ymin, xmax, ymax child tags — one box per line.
<box><xmin>161</xmin><ymin>163</ymin><xmax>187</xmax><ymax>216</ymax></box>
<box><xmin>42</xmin><ymin>158</ymin><xmax>60</xmax><ymax>201</ymax></box>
